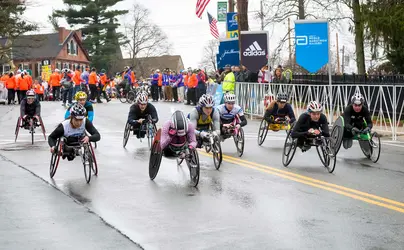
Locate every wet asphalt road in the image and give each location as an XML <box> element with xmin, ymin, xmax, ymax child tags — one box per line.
<box><xmin>1</xmin><ymin>100</ymin><xmax>404</xmax><ymax>249</ymax></box>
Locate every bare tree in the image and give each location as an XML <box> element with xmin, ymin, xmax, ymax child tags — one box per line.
<box><xmin>122</xmin><ymin>3</ymin><xmax>171</xmax><ymax>75</ymax></box>
<box><xmin>198</xmin><ymin>40</ymin><xmax>219</xmax><ymax>72</ymax></box>
<box><xmin>47</xmin><ymin>12</ymin><xmax>59</xmax><ymax>32</ymax></box>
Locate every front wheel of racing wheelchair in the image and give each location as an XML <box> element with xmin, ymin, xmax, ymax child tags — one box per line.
<box><xmin>258</xmin><ymin>117</ymin><xmax>292</xmax><ymax>146</ymax></box>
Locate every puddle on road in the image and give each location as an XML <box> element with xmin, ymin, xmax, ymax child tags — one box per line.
<box><xmin>0</xmin><ymin>143</ymin><xmax>44</xmax><ymax>151</ymax></box>
<box><xmin>133</xmin><ymin>147</ymin><xmax>150</xmax><ymax>160</ymax></box>
<box><xmin>64</xmin><ymin>182</ymin><xmax>92</xmax><ymax>204</ymax></box>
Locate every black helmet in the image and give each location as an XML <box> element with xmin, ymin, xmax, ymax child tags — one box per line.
<box><xmin>171</xmin><ymin>110</ymin><xmax>188</xmax><ymax>136</ymax></box>
<box><xmin>70</xmin><ymin>103</ymin><xmax>86</xmax><ymax>119</ymax></box>
<box><xmin>276</xmin><ymin>92</ymin><xmax>288</xmax><ymax>102</ymax></box>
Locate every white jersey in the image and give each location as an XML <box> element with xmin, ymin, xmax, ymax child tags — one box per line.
<box><xmin>217</xmin><ymin>104</ymin><xmax>244</xmax><ymax>123</ymax></box>
<box><xmin>62</xmin><ymin>118</ymin><xmax>86</xmax><ymax>137</ymax></box>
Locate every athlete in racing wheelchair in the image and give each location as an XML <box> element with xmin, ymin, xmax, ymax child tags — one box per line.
<box><xmin>283</xmin><ymin>101</ymin><xmax>336</xmax><ymax>173</ymax></box>
<box><xmin>258</xmin><ymin>93</ymin><xmax>296</xmax><ymax>146</ymax></box>
<box><xmin>149</xmin><ymin>110</ymin><xmax>200</xmax><ymax>187</ymax></box>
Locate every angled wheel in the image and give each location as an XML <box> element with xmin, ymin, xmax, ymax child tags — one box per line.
<box><xmin>82</xmin><ymin>143</ymin><xmax>93</xmax><ymax>183</ymax></box>
<box><xmin>15</xmin><ymin>117</ymin><xmax>21</xmax><ymax>142</ymax></box>
<box><xmin>257</xmin><ymin>118</ymin><xmax>269</xmax><ymax>146</ymax></box>
<box><xmin>317</xmin><ymin>138</ymin><xmax>337</xmax><ymax>173</ymax></box>
<box><xmin>127</xmin><ymin>91</ymin><xmax>136</xmax><ymax>104</ymax></box>
<box><xmin>123</xmin><ymin>122</ymin><xmax>131</xmax><ymax>148</ymax></box>
<box><xmin>147</xmin><ymin>123</ymin><xmax>157</xmax><ymax>150</ymax></box>
<box><xmin>212</xmin><ymin>139</ymin><xmax>222</xmax><ymax>170</ymax></box>
<box><xmin>149</xmin><ymin>141</ymin><xmax>163</xmax><ymax>180</ymax></box>
<box><xmin>332</xmin><ymin>116</ymin><xmax>344</xmax><ymax>155</ymax></box>
<box><xmin>369</xmin><ymin>132</ymin><xmax>381</xmax><ymax>163</ymax></box>
<box><xmin>118</xmin><ymin>89</ymin><xmax>127</xmax><ymax>103</ymax></box>
<box><xmin>29</xmin><ymin>119</ymin><xmax>34</xmax><ymax>145</ymax></box>
<box><xmin>282</xmin><ymin>131</ymin><xmax>297</xmax><ymax>167</ymax></box>
<box><xmin>38</xmin><ymin>116</ymin><xmax>47</xmax><ymax>140</ymax></box>
<box><xmin>89</xmin><ymin>142</ymin><xmax>98</xmax><ymax>176</ymax></box>
<box><xmin>186</xmin><ymin>148</ymin><xmax>200</xmax><ymax>187</ymax></box>
<box><xmin>234</xmin><ymin>127</ymin><xmax>245</xmax><ymax>157</ymax></box>
<box><xmin>50</xmin><ymin>139</ymin><xmax>62</xmax><ymax>178</ymax></box>
<box><xmin>177</xmin><ymin>157</ymin><xmax>184</xmax><ymax>166</ymax></box>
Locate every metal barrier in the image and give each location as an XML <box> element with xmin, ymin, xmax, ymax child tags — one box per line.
<box><xmin>234</xmin><ymin>82</ymin><xmax>404</xmax><ymax>141</ymax></box>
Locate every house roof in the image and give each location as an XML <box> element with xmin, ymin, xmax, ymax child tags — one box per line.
<box><xmin>0</xmin><ymin>31</ymin><xmax>90</xmax><ymax>61</ymax></box>
<box><xmin>121</xmin><ymin>55</ymin><xmax>184</xmax><ymax>77</ymax></box>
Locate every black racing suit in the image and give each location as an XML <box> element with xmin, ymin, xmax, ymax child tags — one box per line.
<box><xmin>291</xmin><ymin>112</ymin><xmax>330</xmax><ymax>148</ymax></box>
<box><xmin>48</xmin><ymin>119</ymin><xmax>100</xmax><ymax>161</ymax></box>
<box><xmin>20</xmin><ymin>98</ymin><xmax>41</xmax><ymax>127</ymax></box>
<box><xmin>264</xmin><ymin>102</ymin><xmax>296</xmax><ymax>123</ymax></box>
<box><xmin>342</xmin><ymin>104</ymin><xmax>372</xmax><ymax>138</ymax></box>
<box><xmin>127</xmin><ymin>103</ymin><xmax>159</xmax><ymax>138</ymax></box>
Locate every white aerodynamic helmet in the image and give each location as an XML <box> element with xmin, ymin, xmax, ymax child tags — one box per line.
<box><xmin>137</xmin><ymin>92</ymin><xmax>148</xmax><ymax>104</ymax></box>
<box><xmin>199</xmin><ymin>94</ymin><xmax>215</xmax><ymax>108</ymax></box>
<box><xmin>351</xmin><ymin>93</ymin><xmax>365</xmax><ymax>105</ymax></box>
<box><xmin>224</xmin><ymin>93</ymin><xmax>236</xmax><ymax>103</ymax></box>
<box><xmin>307</xmin><ymin>101</ymin><xmax>322</xmax><ymax>112</ymax></box>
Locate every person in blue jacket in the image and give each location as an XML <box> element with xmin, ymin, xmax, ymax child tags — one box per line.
<box><xmin>65</xmin><ymin>91</ymin><xmax>94</xmax><ymax>122</ymax></box>
<box><xmin>151</xmin><ymin>69</ymin><xmax>160</xmax><ymax>102</ymax></box>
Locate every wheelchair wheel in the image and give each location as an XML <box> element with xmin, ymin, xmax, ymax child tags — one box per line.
<box><xmin>282</xmin><ymin>131</ymin><xmax>297</xmax><ymax>167</ymax></box>
<box><xmin>212</xmin><ymin>140</ymin><xmax>222</xmax><ymax>170</ymax></box>
<box><xmin>234</xmin><ymin>127</ymin><xmax>245</xmax><ymax>157</ymax></box>
<box><xmin>29</xmin><ymin>119</ymin><xmax>34</xmax><ymax>145</ymax></box>
<box><xmin>89</xmin><ymin>142</ymin><xmax>98</xmax><ymax>176</ymax></box>
<box><xmin>127</xmin><ymin>91</ymin><xmax>136</xmax><ymax>104</ymax></box>
<box><xmin>177</xmin><ymin>158</ymin><xmax>184</xmax><ymax>166</ymax></box>
<box><xmin>82</xmin><ymin>144</ymin><xmax>93</xmax><ymax>184</ymax></box>
<box><xmin>149</xmin><ymin>141</ymin><xmax>163</xmax><ymax>180</ymax></box>
<box><xmin>123</xmin><ymin>122</ymin><xmax>131</xmax><ymax>148</ymax></box>
<box><xmin>317</xmin><ymin>139</ymin><xmax>337</xmax><ymax>173</ymax></box>
<box><xmin>186</xmin><ymin>148</ymin><xmax>200</xmax><ymax>187</ymax></box>
<box><xmin>257</xmin><ymin>119</ymin><xmax>269</xmax><ymax>146</ymax></box>
<box><xmin>15</xmin><ymin>117</ymin><xmax>21</xmax><ymax>142</ymax></box>
<box><xmin>331</xmin><ymin>125</ymin><xmax>343</xmax><ymax>155</ymax></box>
<box><xmin>369</xmin><ymin>132</ymin><xmax>381</xmax><ymax>163</ymax></box>
<box><xmin>147</xmin><ymin>124</ymin><xmax>157</xmax><ymax>150</ymax></box>
<box><xmin>50</xmin><ymin>139</ymin><xmax>62</xmax><ymax>178</ymax></box>
<box><xmin>39</xmin><ymin>116</ymin><xmax>47</xmax><ymax>140</ymax></box>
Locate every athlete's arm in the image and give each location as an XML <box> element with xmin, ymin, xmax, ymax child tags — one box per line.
<box><xmin>149</xmin><ymin>104</ymin><xmax>159</xmax><ymax>123</ymax></box>
<box><xmin>291</xmin><ymin>114</ymin><xmax>309</xmax><ymax>138</ymax></box>
<box><xmin>127</xmin><ymin>104</ymin><xmax>138</xmax><ymax>124</ymax></box>
<box><xmin>64</xmin><ymin>108</ymin><xmax>71</xmax><ymax>120</ymax></box>
<box><xmin>86</xmin><ymin>103</ymin><xmax>94</xmax><ymax>122</ymax></box>
<box><xmin>187</xmin><ymin>122</ymin><xmax>197</xmax><ymax>148</ymax></box>
<box><xmin>320</xmin><ymin>114</ymin><xmax>330</xmax><ymax>137</ymax></box>
<box><xmin>343</xmin><ymin>105</ymin><xmax>353</xmax><ymax>130</ymax></box>
<box><xmin>212</xmin><ymin>108</ymin><xmax>221</xmax><ymax>134</ymax></box>
<box><xmin>35</xmin><ymin>101</ymin><xmax>41</xmax><ymax>116</ymax></box>
<box><xmin>363</xmin><ymin>106</ymin><xmax>373</xmax><ymax>129</ymax></box>
<box><xmin>85</xmin><ymin>119</ymin><xmax>100</xmax><ymax>142</ymax></box>
<box><xmin>20</xmin><ymin>99</ymin><xmax>26</xmax><ymax>117</ymax></box>
<box><xmin>48</xmin><ymin>123</ymin><xmax>64</xmax><ymax>147</ymax></box>
<box><xmin>236</xmin><ymin>106</ymin><xmax>247</xmax><ymax>127</ymax></box>
<box><xmin>286</xmin><ymin>104</ymin><xmax>296</xmax><ymax>123</ymax></box>
<box><xmin>159</xmin><ymin>120</ymin><xmax>172</xmax><ymax>149</ymax></box>
<box><xmin>188</xmin><ymin>109</ymin><xmax>200</xmax><ymax>136</ymax></box>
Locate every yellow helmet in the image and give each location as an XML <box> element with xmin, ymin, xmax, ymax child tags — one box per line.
<box><xmin>75</xmin><ymin>91</ymin><xmax>87</xmax><ymax>101</ymax></box>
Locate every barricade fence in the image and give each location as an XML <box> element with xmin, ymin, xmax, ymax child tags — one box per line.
<box><xmin>234</xmin><ymin>82</ymin><xmax>404</xmax><ymax>141</ymax></box>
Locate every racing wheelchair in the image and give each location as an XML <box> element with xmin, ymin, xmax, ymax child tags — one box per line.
<box><xmin>49</xmin><ymin>136</ymin><xmax>98</xmax><ymax>183</ymax></box>
<box><xmin>199</xmin><ymin>123</ymin><xmax>223</xmax><ymax>170</ymax></box>
<box><xmin>258</xmin><ymin>116</ymin><xmax>292</xmax><ymax>146</ymax></box>
<box><xmin>15</xmin><ymin>116</ymin><xmax>46</xmax><ymax>144</ymax></box>
<box><xmin>282</xmin><ymin>129</ymin><xmax>337</xmax><ymax>173</ymax></box>
<box><xmin>123</xmin><ymin>115</ymin><xmax>157</xmax><ymax>149</ymax></box>
<box><xmin>149</xmin><ymin>129</ymin><xmax>200</xmax><ymax>187</ymax></box>
<box><xmin>331</xmin><ymin>116</ymin><xmax>381</xmax><ymax>163</ymax></box>
<box><xmin>221</xmin><ymin>114</ymin><xmax>245</xmax><ymax>157</ymax></box>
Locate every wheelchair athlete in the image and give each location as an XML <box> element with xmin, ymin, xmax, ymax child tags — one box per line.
<box><xmin>188</xmin><ymin>94</ymin><xmax>221</xmax><ymax>148</ymax></box>
<box><xmin>160</xmin><ymin>110</ymin><xmax>197</xmax><ymax>158</ymax></box>
<box><xmin>217</xmin><ymin>93</ymin><xmax>247</xmax><ymax>139</ymax></box>
<box><xmin>291</xmin><ymin>101</ymin><xmax>330</xmax><ymax>151</ymax></box>
<box><xmin>127</xmin><ymin>92</ymin><xmax>158</xmax><ymax>139</ymax></box>
<box><xmin>342</xmin><ymin>93</ymin><xmax>373</xmax><ymax>149</ymax></box>
<box><xmin>264</xmin><ymin>92</ymin><xmax>296</xmax><ymax>127</ymax></box>
<box><xmin>65</xmin><ymin>91</ymin><xmax>94</xmax><ymax>122</ymax></box>
<box><xmin>20</xmin><ymin>90</ymin><xmax>41</xmax><ymax>129</ymax></box>
<box><xmin>48</xmin><ymin>103</ymin><xmax>100</xmax><ymax>161</ymax></box>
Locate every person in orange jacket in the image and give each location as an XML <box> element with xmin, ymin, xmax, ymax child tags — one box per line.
<box><xmin>72</xmin><ymin>65</ymin><xmax>83</xmax><ymax>96</ymax></box>
<box><xmin>49</xmin><ymin>69</ymin><xmax>62</xmax><ymax>101</ymax></box>
<box><xmin>23</xmin><ymin>70</ymin><xmax>33</xmax><ymax>87</ymax></box>
<box><xmin>2</xmin><ymin>72</ymin><xmax>16</xmax><ymax>104</ymax></box>
<box><xmin>158</xmin><ymin>70</ymin><xmax>163</xmax><ymax>100</ymax></box>
<box><xmin>185</xmin><ymin>69</ymin><xmax>198</xmax><ymax>105</ymax></box>
<box><xmin>88</xmin><ymin>67</ymin><xmax>98</xmax><ymax>102</ymax></box>
<box><xmin>98</xmin><ymin>69</ymin><xmax>110</xmax><ymax>102</ymax></box>
<box><xmin>33</xmin><ymin>81</ymin><xmax>45</xmax><ymax>101</ymax></box>
<box><xmin>16</xmin><ymin>71</ymin><xmax>31</xmax><ymax>103</ymax></box>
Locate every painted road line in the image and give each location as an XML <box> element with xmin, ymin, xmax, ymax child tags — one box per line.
<box><xmin>383</xmin><ymin>143</ymin><xmax>404</xmax><ymax>148</ymax></box>
<box><xmin>198</xmin><ymin>151</ymin><xmax>404</xmax><ymax>211</ymax></box>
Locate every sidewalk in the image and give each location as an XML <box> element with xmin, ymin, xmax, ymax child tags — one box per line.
<box><xmin>0</xmin><ymin>155</ymin><xmax>142</xmax><ymax>250</ymax></box>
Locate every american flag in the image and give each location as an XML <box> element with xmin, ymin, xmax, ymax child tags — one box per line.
<box><xmin>207</xmin><ymin>12</ymin><xmax>219</xmax><ymax>39</ymax></box>
<box><xmin>196</xmin><ymin>0</ymin><xmax>211</xmax><ymax>18</ymax></box>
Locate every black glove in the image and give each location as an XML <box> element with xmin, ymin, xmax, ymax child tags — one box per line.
<box><xmin>362</xmin><ymin>127</ymin><xmax>371</xmax><ymax>133</ymax></box>
<box><xmin>352</xmin><ymin>127</ymin><xmax>360</xmax><ymax>135</ymax></box>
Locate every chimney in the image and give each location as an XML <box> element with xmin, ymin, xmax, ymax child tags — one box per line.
<box><xmin>75</xmin><ymin>30</ymin><xmax>82</xmax><ymax>41</ymax></box>
<box><xmin>58</xmin><ymin>27</ymin><xmax>70</xmax><ymax>44</ymax></box>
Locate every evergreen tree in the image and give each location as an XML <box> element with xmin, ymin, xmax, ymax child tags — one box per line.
<box><xmin>53</xmin><ymin>0</ymin><xmax>128</xmax><ymax>72</ymax></box>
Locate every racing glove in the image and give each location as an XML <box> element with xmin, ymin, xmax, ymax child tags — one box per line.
<box><xmin>168</xmin><ymin>128</ymin><xmax>176</xmax><ymax>136</ymax></box>
<box><xmin>362</xmin><ymin>127</ymin><xmax>371</xmax><ymax>133</ymax></box>
<box><xmin>200</xmin><ymin>131</ymin><xmax>208</xmax><ymax>138</ymax></box>
<box><xmin>352</xmin><ymin>127</ymin><xmax>360</xmax><ymax>135</ymax></box>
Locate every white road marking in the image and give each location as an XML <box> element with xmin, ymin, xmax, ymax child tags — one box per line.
<box><xmin>383</xmin><ymin>143</ymin><xmax>404</xmax><ymax>148</ymax></box>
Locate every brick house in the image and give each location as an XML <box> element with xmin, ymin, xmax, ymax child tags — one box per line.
<box><xmin>120</xmin><ymin>55</ymin><xmax>185</xmax><ymax>78</ymax></box>
<box><xmin>0</xmin><ymin>27</ymin><xmax>90</xmax><ymax>79</ymax></box>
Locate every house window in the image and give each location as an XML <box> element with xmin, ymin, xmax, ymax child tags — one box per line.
<box><xmin>67</xmin><ymin>43</ymin><xmax>70</xmax><ymax>54</ymax></box>
<box><xmin>56</xmin><ymin>62</ymin><xmax>61</xmax><ymax>70</ymax></box>
<box><xmin>35</xmin><ymin>62</ymin><xmax>41</xmax><ymax>78</ymax></box>
<box><xmin>68</xmin><ymin>40</ymin><xmax>77</xmax><ymax>56</ymax></box>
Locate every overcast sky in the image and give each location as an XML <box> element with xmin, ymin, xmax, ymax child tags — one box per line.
<box><xmin>24</xmin><ymin>0</ymin><xmax>360</xmax><ymax>72</ymax></box>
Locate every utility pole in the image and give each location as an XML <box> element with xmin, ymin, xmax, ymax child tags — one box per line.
<box><xmin>288</xmin><ymin>18</ymin><xmax>292</xmax><ymax>66</ymax></box>
<box><xmin>260</xmin><ymin>0</ymin><xmax>264</xmax><ymax>30</ymax></box>
<box><xmin>341</xmin><ymin>45</ymin><xmax>345</xmax><ymax>74</ymax></box>
<box><xmin>229</xmin><ymin>0</ymin><xmax>234</xmax><ymax>12</ymax></box>
<box><xmin>336</xmin><ymin>33</ymin><xmax>340</xmax><ymax>74</ymax></box>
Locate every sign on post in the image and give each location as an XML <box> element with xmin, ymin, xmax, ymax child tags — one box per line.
<box><xmin>240</xmin><ymin>31</ymin><xmax>269</xmax><ymax>72</ymax></box>
<box><xmin>217</xmin><ymin>38</ymin><xmax>240</xmax><ymax>69</ymax></box>
<box><xmin>226</xmin><ymin>12</ymin><xmax>238</xmax><ymax>38</ymax></box>
<box><xmin>217</xmin><ymin>2</ymin><xmax>227</xmax><ymax>22</ymax></box>
<box><xmin>294</xmin><ymin>20</ymin><xmax>329</xmax><ymax>73</ymax></box>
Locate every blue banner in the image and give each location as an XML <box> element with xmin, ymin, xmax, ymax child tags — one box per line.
<box><xmin>217</xmin><ymin>39</ymin><xmax>239</xmax><ymax>69</ymax></box>
<box><xmin>226</xmin><ymin>12</ymin><xmax>238</xmax><ymax>38</ymax></box>
<box><xmin>214</xmin><ymin>84</ymin><xmax>223</xmax><ymax>107</ymax></box>
<box><xmin>295</xmin><ymin>20</ymin><xmax>329</xmax><ymax>73</ymax></box>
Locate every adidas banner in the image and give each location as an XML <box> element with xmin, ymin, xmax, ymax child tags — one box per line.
<box><xmin>240</xmin><ymin>31</ymin><xmax>269</xmax><ymax>73</ymax></box>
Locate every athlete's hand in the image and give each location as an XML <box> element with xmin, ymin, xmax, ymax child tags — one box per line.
<box><xmin>50</xmin><ymin>147</ymin><xmax>55</xmax><ymax>153</ymax></box>
<box><xmin>81</xmin><ymin>136</ymin><xmax>90</xmax><ymax>143</ymax></box>
<box><xmin>313</xmin><ymin>129</ymin><xmax>321</xmax><ymax>135</ymax></box>
<box><xmin>138</xmin><ymin>118</ymin><xmax>145</xmax><ymax>124</ymax></box>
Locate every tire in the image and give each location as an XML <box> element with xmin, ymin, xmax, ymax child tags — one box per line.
<box><xmin>90</xmin><ymin>142</ymin><xmax>98</xmax><ymax>176</ymax></box>
<box><xmin>82</xmin><ymin>144</ymin><xmax>93</xmax><ymax>184</ymax></box>
<box><xmin>119</xmin><ymin>91</ymin><xmax>127</xmax><ymax>103</ymax></box>
<box><xmin>370</xmin><ymin>132</ymin><xmax>381</xmax><ymax>163</ymax></box>
<box><xmin>187</xmin><ymin>148</ymin><xmax>200</xmax><ymax>187</ymax></box>
<box><xmin>212</xmin><ymin>140</ymin><xmax>222</xmax><ymax>170</ymax></box>
<box><xmin>282</xmin><ymin>131</ymin><xmax>297</xmax><ymax>167</ymax></box>
<box><xmin>15</xmin><ymin>117</ymin><xmax>21</xmax><ymax>142</ymax></box>
<box><xmin>149</xmin><ymin>141</ymin><xmax>163</xmax><ymax>180</ymax></box>
<box><xmin>30</xmin><ymin>119</ymin><xmax>34</xmax><ymax>145</ymax></box>
<box><xmin>127</xmin><ymin>91</ymin><xmax>136</xmax><ymax>104</ymax></box>
<box><xmin>38</xmin><ymin>117</ymin><xmax>47</xmax><ymax>140</ymax></box>
<box><xmin>257</xmin><ymin>119</ymin><xmax>269</xmax><ymax>146</ymax></box>
<box><xmin>331</xmin><ymin>125</ymin><xmax>343</xmax><ymax>155</ymax></box>
<box><xmin>147</xmin><ymin>123</ymin><xmax>156</xmax><ymax>150</ymax></box>
<box><xmin>234</xmin><ymin>127</ymin><xmax>245</xmax><ymax>157</ymax></box>
<box><xmin>50</xmin><ymin>139</ymin><xmax>62</xmax><ymax>178</ymax></box>
<box><xmin>123</xmin><ymin>122</ymin><xmax>131</xmax><ymax>148</ymax></box>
